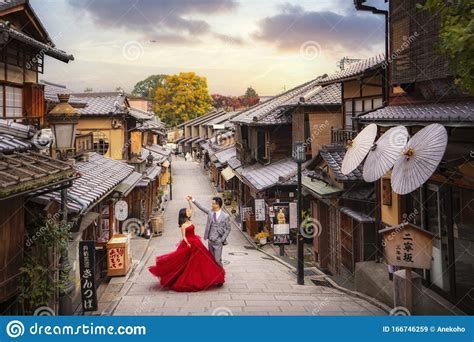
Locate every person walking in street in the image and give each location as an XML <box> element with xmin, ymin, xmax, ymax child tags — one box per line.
<box><xmin>148</xmin><ymin>197</ymin><xmax>225</xmax><ymax>292</ymax></box>
<box><xmin>186</xmin><ymin>195</ymin><xmax>231</xmax><ymax>267</ymax></box>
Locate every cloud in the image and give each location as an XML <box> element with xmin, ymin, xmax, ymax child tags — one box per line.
<box><xmin>67</xmin><ymin>0</ymin><xmax>238</xmax><ymax>43</ymax></box>
<box><xmin>253</xmin><ymin>3</ymin><xmax>385</xmax><ymax>54</ymax></box>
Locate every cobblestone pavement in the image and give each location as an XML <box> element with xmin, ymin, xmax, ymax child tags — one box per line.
<box><xmin>111</xmin><ymin>158</ymin><xmax>387</xmax><ymax>316</ymax></box>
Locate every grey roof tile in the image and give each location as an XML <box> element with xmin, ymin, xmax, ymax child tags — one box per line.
<box><xmin>70</xmin><ymin>92</ymin><xmax>128</xmax><ymax>116</ymax></box>
<box><xmin>237</xmin><ymin>158</ymin><xmax>297</xmax><ymax>191</ymax></box>
<box><xmin>359</xmin><ymin>101</ymin><xmax>474</xmax><ymax>124</ymax></box>
<box><xmin>214</xmin><ymin>146</ymin><xmax>236</xmax><ymax>165</ymax></box>
<box><xmin>320</xmin><ymin>54</ymin><xmax>385</xmax><ymax>83</ymax></box>
<box><xmin>0</xmin><ymin>133</ymin><xmax>31</xmax><ymax>152</ymax></box>
<box><xmin>319</xmin><ymin>144</ymin><xmax>363</xmax><ymax>181</ymax></box>
<box><xmin>35</xmin><ymin>153</ymin><xmax>134</xmax><ymax>212</ymax></box>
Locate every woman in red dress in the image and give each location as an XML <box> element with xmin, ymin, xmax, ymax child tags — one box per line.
<box><xmin>149</xmin><ymin>198</ymin><xmax>225</xmax><ymax>292</ymax></box>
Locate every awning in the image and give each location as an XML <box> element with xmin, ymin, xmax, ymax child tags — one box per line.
<box><xmin>73</xmin><ymin>211</ymin><xmax>100</xmax><ymax>234</ymax></box>
<box><xmin>340</xmin><ymin>207</ymin><xmax>375</xmax><ymax>223</ymax></box>
<box><xmin>221</xmin><ymin>166</ymin><xmax>236</xmax><ymax>182</ymax></box>
<box><xmin>115</xmin><ymin>171</ymin><xmax>143</xmax><ymax>196</ymax></box>
<box><xmin>302</xmin><ymin>176</ymin><xmax>343</xmax><ymax>199</ymax></box>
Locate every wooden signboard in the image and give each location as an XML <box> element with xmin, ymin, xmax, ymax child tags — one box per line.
<box><xmin>379</xmin><ymin>223</ymin><xmax>435</xmax><ymax>270</ymax></box>
<box><xmin>255</xmin><ymin>199</ymin><xmax>266</xmax><ymax>221</ymax></box>
<box><xmin>107</xmin><ymin>234</ymin><xmax>132</xmax><ymax>277</ymax></box>
<box><xmin>273</xmin><ymin>202</ymin><xmax>290</xmax><ymax>245</ymax></box>
<box><xmin>79</xmin><ymin>240</ymin><xmax>98</xmax><ymax>312</ymax></box>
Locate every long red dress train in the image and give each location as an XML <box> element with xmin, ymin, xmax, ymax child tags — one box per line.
<box><xmin>148</xmin><ymin>224</ymin><xmax>225</xmax><ymax>292</ymax></box>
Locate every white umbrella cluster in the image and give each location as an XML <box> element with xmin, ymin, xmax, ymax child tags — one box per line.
<box><xmin>341</xmin><ymin>123</ymin><xmax>448</xmax><ymax>195</ymax></box>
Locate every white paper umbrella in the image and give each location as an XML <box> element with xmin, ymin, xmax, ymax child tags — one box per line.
<box><xmin>341</xmin><ymin>123</ymin><xmax>378</xmax><ymax>175</ymax></box>
<box><xmin>391</xmin><ymin>123</ymin><xmax>448</xmax><ymax>195</ymax></box>
<box><xmin>363</xmin><ymin>126</ymin><xmax>409</xmax><ymax>182</ymax></box>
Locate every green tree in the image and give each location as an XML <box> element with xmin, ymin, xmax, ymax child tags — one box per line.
<box><xmin>154</xmin><ymin>72</ymin><xmax>213</xmax><ymax>126</ymax></box>
<box><xmin>243</xmin><ymin>86</ymin><xmax>258</xmax><ymax>98</ymax></box>
<box><xmin>418</xmin><ymin>0</ymin><xmax>474</xmax><ymax>94</ymax></box>
<box><xmin>132</xmin><ymin>74</ymin><xmax>167</xmax><ymax>99</ymax></box>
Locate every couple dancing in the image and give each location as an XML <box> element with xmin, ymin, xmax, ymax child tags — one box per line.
<box><xmin>149</xmin><ymin>195</ymin><xmax>231</xmax><ymax>292</ymax></box>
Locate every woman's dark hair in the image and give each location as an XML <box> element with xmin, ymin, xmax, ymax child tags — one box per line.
<box><xmin>178</xmin><ymin>208</ymin><xmax>189</xmax><ymax>227</ymax></box>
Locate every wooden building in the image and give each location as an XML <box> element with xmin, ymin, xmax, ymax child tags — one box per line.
<box><xmin>355</xmin><ymin>0</ymin><xmax>474</xmax><ymax>313</ymax></box>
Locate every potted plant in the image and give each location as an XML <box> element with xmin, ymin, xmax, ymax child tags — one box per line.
<box><xmin>255</xmin><ymin>232</ymin><xmax>270</xmax><ymax>245</ymax></box>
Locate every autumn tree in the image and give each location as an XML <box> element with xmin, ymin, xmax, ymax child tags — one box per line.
<box><xmin>241</xmin><ymin>86</ymin><xmax>260</xmax><ymax>107</ymax></box>
<box><xmin>132</xmin><ymin>74</ymin><xmax>167</xmax><ymax>99</ymax></box>
<box><xmin>154</xmin><ymin>72</ymin><xmax>213</xmax><ymax>126</ymax></box>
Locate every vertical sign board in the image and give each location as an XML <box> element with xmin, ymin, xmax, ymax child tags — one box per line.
<box><xmin>289</xmin><ymin>202</ymin><xmax>298</xmax><ymax>229</ymax></box>
<box><xmin>79</xmin><ymin>240</ymin><xmax>98</xmax><ymax>312</ymax></box>
<box><xmin>255</xmin><ymin>199</ymin><xmax>266</xmax><ymax>222</ymax></box>
<box><xmin>273</xmin><ymin>202</ymin><xmax>290</xmax><ymax>245</ymax></box>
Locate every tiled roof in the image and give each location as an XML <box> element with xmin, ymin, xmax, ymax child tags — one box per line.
<box><xmin>128</xmin><ymin>107</ymin><xmax>153</xmax><ymax>121</ymax></box>
<box><xmin>0</xmin><ymin>22</ymin><xmax>73</xmax><ymax>63</ymax></box>
<box><xmin>340</xmin><ymin>207</ymin><xmax>375</xmax><ymax>223</ymax></box>
<box><xmin>0</xmin><ymin>151</ymin><xmax>77</xmax><ymax>199</ymax></box>
<box><xmin>42</xmin><ymin>81</ymin><xmax>86</xmax><ymax>106</ymax></box>
<box><xmin>320</xmin><ymin>54</ymin><xmax>385</xmax><ymax>84</ymax></box>
<box><xmin>145</xmin><ymin>144</ymin><xmax>171</xmax><ymax>158</ymax></box>
<box><xmin>35</xmin><ymin>153</ymin><xmax>134</xmax><ymax>212</ymax></box>
<box><xmin>177</xmin><ymin>109</ymin><xmax>225</xmax><ymax>128</ymax></box>
<box><xmin>319</xmin><ymin>144</ymin><xmax>363</xmax><ymax>181</ymax></box>
<box><xmin>0</xmin><ymin>133</ymin><xmax>31</xmax><ymax>153</ymax></box>
<box><xmin>227</xmin><ymin>156</ymin><xmax>242</xmax><ymax>170</ymax></box>
<box><xmin>231</xmin><ymin>76</ymin><xmax>327</xmax><ymax>125</ymax></box>
<box><xmin>284</xmin><ymin>83</ymin><xmax>341</xmax><ymax>107</ymax></box>
<box><xmin>135</xmin><ymin>116</ymin><xmax>166</xmax><ymax>132</ymax></box>
<box><xmin>302</xmin><ymin>176</ymin><xmax>343</xmax><ymax>198</ymax></box>
<box><xmin>204</xmin><ymin>111</ymin><xmax>241</xmax><ymax>126</ymax></box>
<box><xmin>114</xmin><ymin>171</ymin><xmax>143</xmax><ymax>196</ymax></box>
<box><xmin>358</xmin><ymin>101</ymin><xmax>474</xmax><ymax>125</ymax></box>
<box><xmin>0</xmin><ymin>119</ymin><xmax>36</xmax><ymax>139</ymax></box>
<box><xmin>71</xmin><ymin>92</ymin><xmax>128</xmax><ymax>116</ymax></box>
<box><xmin>237</xmin><ymin>158</ymin><xmax>297</xmax><ymax>191</ymax></box>
<box><xmin>214</xmin><ymin>146</ymin><xmax>236</xmax><ymax>165</ymax></box>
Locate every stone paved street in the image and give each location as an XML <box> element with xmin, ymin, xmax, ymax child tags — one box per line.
<box><xmin>111</xmin><ymin>158</ymin><xmax>387</xmax><ymax>316</ymax></box>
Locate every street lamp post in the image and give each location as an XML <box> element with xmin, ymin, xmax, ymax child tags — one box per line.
<box><xmin>293</xmin><ymin>141</ymin><xmax>305</xmax><ymax>285</ymax></box>
<box><xmin>46</xmin><ymin>94</ymin><xmax>81</xmax><ymax>315</ymax></box>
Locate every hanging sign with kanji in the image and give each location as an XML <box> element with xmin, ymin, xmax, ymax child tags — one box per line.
<box><xmin>379</xmin><ymin>223</ymin><xmax>435</xmax><ymax>270</ymax></box>
<box><xmin>79</xmin><ymin>240</ymin><xmax>98</xmax><ymax>312</ymax></box>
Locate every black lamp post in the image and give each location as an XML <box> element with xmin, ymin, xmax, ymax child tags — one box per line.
<box><xmin>293</xmin><ymin>141</ymin><xmax>305</xmax><ymax>285</ymax></box>
<box><xmin>46</xmin><ymin>94</ymin><xmax>80</xmax><ymax>314</ymax></box>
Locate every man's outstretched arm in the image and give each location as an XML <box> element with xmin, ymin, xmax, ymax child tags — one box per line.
<box><xmin>187</xmin><ymin>195</ymin><xmax>211</xmax><ymax>215</ymax></box>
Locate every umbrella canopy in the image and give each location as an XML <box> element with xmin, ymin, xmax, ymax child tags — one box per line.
<box><xmin>341</xmin><ymin>123</ymin><xmax>378</xmax><ymax>175</ymax></box>
<box><xmin>363</xmin><ymin>126</ymin><xmax>409</xmax><ymax>182</ymax></box>
<box><xmin>391</xmin><ymin>124</ymin><xmax>448</xmax><ymax>195</ymax></box>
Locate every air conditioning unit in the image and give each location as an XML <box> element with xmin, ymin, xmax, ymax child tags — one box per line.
<box><xmin>112</xmin><ymin>119</ymin><xmax>122</xmax><ymax>129</ymax></box>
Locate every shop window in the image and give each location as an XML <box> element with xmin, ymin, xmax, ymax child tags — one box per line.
<box><xmin>92</xmin><ymin>132</ymin><xmax>110</xmax><ymax>155</ymax></box>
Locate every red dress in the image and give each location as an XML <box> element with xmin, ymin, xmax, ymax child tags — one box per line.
<box><xmin>148</xmin><ymin>224</ymin><xmax>225</xmax><ymax>292</ymax></box>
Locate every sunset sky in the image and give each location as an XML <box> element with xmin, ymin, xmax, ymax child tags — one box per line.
<box><xmin>32</xmin><ymin>0</ymin><xmax>386</xmax><ymax>96</ymax></box>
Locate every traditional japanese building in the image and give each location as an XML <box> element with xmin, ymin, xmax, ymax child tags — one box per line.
<box><xmin>354</xmin><ymin>0</ymin><xmax>474</xmax><ymax>314</ymax></box>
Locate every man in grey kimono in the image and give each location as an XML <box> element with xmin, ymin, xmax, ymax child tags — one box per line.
<box><xmin>187</xmin><ymin>195</ymin><xmax>231</xmax><ymax>266</ymax></box>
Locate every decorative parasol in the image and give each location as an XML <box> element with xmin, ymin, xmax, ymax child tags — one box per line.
<box><xmin>341</xmin><ymin>123</ymin><xmax>378</xmax><ymax>175</ymax></box>
<box><xmin>363</xmin><ymin>126</ymin><xmax>409</xmax><ymax>182</ymax></box>
<box><xmin>391</xmin><ymin>124</ymin><xmax>448</xmax><ymax>195</ymax></box>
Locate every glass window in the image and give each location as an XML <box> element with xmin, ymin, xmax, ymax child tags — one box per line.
<box><xmin>92</xmin><ymin>131</ymin><xmax>109</xmax><ymax>155</ymax></box>
<box><xmin>344</xmin><ymin>100</ymin><xmax>353</xmax><ymax>115</ymax></box>
<box><xmin>5</xmin><ymin>86</ymin><xmax>22</xmax><ymax>117</ymax></box>
<box><xmin>364</xmin><ymin>99</ymin><xmax>372</xmax><ymax>112</ymax></box>
<box><xmin>373</xmin><ymin>97</ymin><xmax>383</xmax><ymax>109</ymax></box>
<box><xmin>355</xmin><ymin>100</ymin><xmax>363</xmax><ymax>113</ymax></box>
<box><xmin>345</xmin><ymin>114</ymin><xmax>352</xmax><ymax>129</ymax></box>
